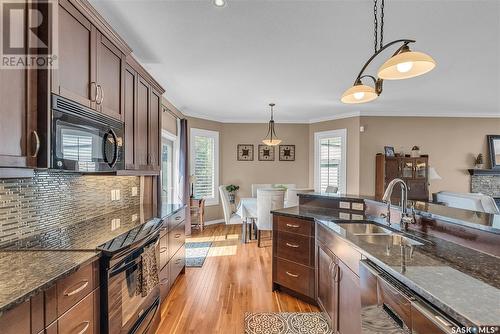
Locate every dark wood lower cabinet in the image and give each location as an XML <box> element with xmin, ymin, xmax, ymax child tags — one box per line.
<box><xmin>337</xmin><ymin>260</ymin><xmax>361</xmax><ymax>334</ymax></box>
<box><xmin>316</xmin><ymin>242</ymin><xmax>338</xmax><ymax>329</ymax></box>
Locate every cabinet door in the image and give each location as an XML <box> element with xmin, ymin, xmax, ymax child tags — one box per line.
<box><xmin>96</xmin><ymin>32</ymin><xmax>124</xmax><ymax>120</ymax></box>
<box><xmin>149</xmin><ymin>88</ymin><xmax>161</xmax><ymax>170</ymax></box>
<box><xmin>0</xmin><ymin>1</ymin><xmax>37</xmax><ymax>168</ymax></box>
<box><xmin>407</xmin><ymin>179</ymin><xmax>428</xmax><ymax>201</ymax></box>
<box><xmin>123</xmin><ymin>65</ymin><xmax>137</xmax><ymax>169</ymax></box>
<box><xmin>54</xmin><ymin>0</ymin><xmax>97</xmax><ymax>108</ymax></box>
<box><xmin>401</xmin><ymin>158</ymin><xmax>414</xmax><ymax>178</ymax></box>
<box><xmin>337</xmin><ymin>260</ymin><xmax>361</xmax><ymax>334</ymax></box>
<box><xmin>316</xmin><ymin>243</ymin><xmax>337</xmax><ymax>329</ymax></box>
<box><xmin>136</xmin><ymin>77</ymin><xmax>150</xmax><ymax>169</ymax></box>
<box><xmin>414</xmin><ymin>158</ymin><xmax>428</xmax><ymax>179</ymax></box>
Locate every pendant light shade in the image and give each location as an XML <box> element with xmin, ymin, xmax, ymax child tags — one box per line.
<box><xmin>341</xmin><ymin>83</ymin><xmax>378</xmax><ymax>104</ymax></box>
<box><xmin>378</xmin><ymin>49</ymin><xmax>436</xmax><ymax>80</ymax></box>
<box><xmin>262</xmin><ymin>103</ymin><xmax>281</xmax><ymax>146</ymax></box>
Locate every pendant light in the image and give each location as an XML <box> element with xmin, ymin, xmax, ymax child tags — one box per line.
<box><xmin>262</xmin><ymin>103</ymin><xmax>281</xmax><ymax>146</ymax></box>
<box><xmin>341</xmin><ymin>0</ymin><xmax>435</xmax><ymax>104</ymax></box>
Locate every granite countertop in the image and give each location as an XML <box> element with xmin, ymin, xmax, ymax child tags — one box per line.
<box><xmin>316</xmin><ymin>218</ymin><xmax>500</xmax><ymax>326</ymax></box>
<box><xmin>298</xmin><ymin>192</ymin><xmax>500</xmax><ymax>234</ymax></box>
<box><xmin>0</xmin><ymin>203</ymin><xmax>185</xmax><ymax>314</ymax></box>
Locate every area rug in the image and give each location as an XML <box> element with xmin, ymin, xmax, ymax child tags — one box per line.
<box><xmin>244</xmin><ymin>312</ymin><xmax>333</xmax><ymax>334</ymax></box>
<box><xmin>185</xmin><ymin>241</ymin><xmax>212</xmax><ymax>267</ymax></box>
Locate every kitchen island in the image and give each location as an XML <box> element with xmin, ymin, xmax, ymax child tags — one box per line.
<box><xmin>272</xmin><ymin>193</ymin><xmax>500</xmax><ymax>332</ymax></box>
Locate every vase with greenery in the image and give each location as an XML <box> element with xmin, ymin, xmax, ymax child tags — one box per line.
<box><xmin>474</xmin><ymin>153</ymin><xmax>484</xmax><ymax>169</ymax></box>
<box><xmin>226</xmin><ymin>184</ymin><xmax>240</xmax><ymax>204</ymax></box>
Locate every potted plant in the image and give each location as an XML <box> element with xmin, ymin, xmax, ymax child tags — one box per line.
<box><xmin>474</xmin><ymin>153</ymin><xmax>484</xmax><ymax>169</ymax></box>
<box><xmin>225</xmin><ymin>184</ymin><xmax>240</xmax><ymax>204</ymax></box>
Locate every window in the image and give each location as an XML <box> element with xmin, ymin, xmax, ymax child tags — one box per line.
<box><xmin>161</xmin><ymin>128</ymin><xmax>181</xmax><ymax>205</ymax></box>
<box><xmin>190</xmin><ymin>128</ymin><xmax>219</xmax><ymax>206</ymax></box>
<box><xmin>314</xmin><ymin>129</ymin><xmax>347</xmax><ymax>193</ymax></box>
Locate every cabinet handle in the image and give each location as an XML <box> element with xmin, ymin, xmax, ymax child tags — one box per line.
<box><xmin>160</xmin><ymin>247</ymin><xmax>168</xmax><ymax>253</ymax></box>
<box><xmin>175</xmin><ymin>216</ymin><xmax>181</xmax><ymax>221</ymax></box>
<box><xmin>99</xmin><ymin>85</ymin><xmax>104</xmax><ymax>104</ymax></box>
<box><xmin>175</xmin><ymin>259</ymin><xmax>182</xmax><ymax>265</ymax></box>
<box><xmin>96</xmin><ymin>85</ymin><xmax>104</xmax><ymax>105</ymax></box>
<box><xmin>75</xmin><ymin>321</ymin><xmax>90</xmax><ymax>334</ymax></box>
<box><xmin>333</xmin><ymin>264</ymin><xmax>340</xmax><ymax>283</ymax></box>
<box><xmin>30</xmin><ymin>130</ymin><xmax>40</xmax><ymax>157</ymax></box>
<box><xmin>285</xmin><ymin>242</ymin><xmax>299</xmax><ymax>248</ymax></box>
<box><xmin>161</xmin><ymin>278</ymin><xmax>169</xmax><ymax>284</ymax></box>
<box><xmin>286</xmin><ymin>223</ymin><xmax>300</xmax><ymax>228</ymax></box>
<box><xmin>90</xmin><ymin>82</ymin><xmax>97</xmax><ymax>102</ymax></box>
<box><xmin>174</xmin><ymin>234</ymin><xmax>181</xmax><ymax>238</ymax></box>
<box><xmin>285</xmin><ymin>271</ymin><xmax>299</xmax><ymax>278</ymax></box>
<box><xmin>63</xmin><ymin>280</ymin><xmax>89</xmax><ymax>296</ymax></box>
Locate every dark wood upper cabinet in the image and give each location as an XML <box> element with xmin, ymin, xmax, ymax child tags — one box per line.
<box><xmin>136</xmin><ymin>76</ymin><xmax>150</xmax><ymax>169</ymax></box>
<box><xmin>53</xmin><ymin>0</ymin><xmax>97</xmax><ymax>109</ymax></box>
<box><xmin>149</xmin><ymin>88</ymin><xmax>161</xmax><ymax>170</ymax></box>
<box><xmin>0</xmin><ymin>1</ymin><xmax>37</xmax><ymax>168</ymax></box>
<box><xmin>96</xmin><ymin>32</ymin><xmax>124</xmax><ymax>120</ymax></box>
<box><xmin>123</xmin><ymin>65</ymin><xmax>137</xmax><ymax>169</ymax></box>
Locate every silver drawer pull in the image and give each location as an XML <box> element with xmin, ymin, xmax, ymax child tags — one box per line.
<box><xmin>175</xmin><ymin>216</ymin><xmax>181</xmax><ymax>221</ymax></box>
<box><xmin>286</xmin><ymin>223</ymin><xmax>300</xmax><ymax>228</ymax></box>
<box><xmin>285</xmin><ymin>271</ymin><xmax>299</xmax><ymax>278</ymax></box>
<box><xmin>174</xmin><ymin>234</ymin><xmax>181</xmax><ymax>238</ymax></box>
<box><xmin>160</xmin><ymin>247</ymin><xmax>168</xmax><ymax>253</ymax></box>
<box><xmin>161</xmin><ymin>278</ymin><xmax>169</xmax><ymax>284</ymax></box>
<box><xmin>75</xmin><ymin>320</ymin><xmax>90</xmax><ymax>334</ymax></box>
<box><xmin>175</xmin><ymin>259</ymin><xmax>182</xmax><ymax>265</ymax></box>
<box><xmin>64</xmin><ymin>280</ymin><xmax>89</xmax><ymax>296</ymax></box>
<box><xmin>31</xmin><ymin>131</ymin><xmax>40</xmax><ymax>157</ymax></box>
<box><xmin>285</xmin><ymin>242</ymin><xmax>299</xmax><ymax>248</ymax></box>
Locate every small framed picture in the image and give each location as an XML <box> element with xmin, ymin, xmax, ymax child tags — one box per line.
<box><xmin>384</xmin><ymin>146</ymin><xmax>395</xmax><ymax>157</ymax></box>
<box><xmin>237</xmin><ymin>144</ymin><xmax>254</xmax><ymax>161</ymax></box>
<box><xmin>279</xmin><ymin>145</ymin><xmax>295</xmax><ymax>161</ymax></box>
<box><xmin>258</xmin><ymin>145</ymin><xmax>275</xmax><ymax>161</ymax></box>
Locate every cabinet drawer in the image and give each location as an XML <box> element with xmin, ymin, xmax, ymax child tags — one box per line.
<box><xmin>56</xmin><ymin>289</ymin><xmax>97</xmax><ymax>334</ymax></box>
<box><xmin>275</xmin><ymin>215</ymin><xmax>313</xmax><ymax>237</ymax></box>
<box><xmin>169</xmin><ymin>245</ymin><xmax>185</xmax><ymax>287</ymax></box>
<box><xmin>167</xmin><ymin>209</ymin><xmax>186</xmax><ymax>231</ymax></box>
<box><xmin>168</xmin><ymin>222</ymin><xmax>186</xmax><ymax>260</ymax></box>
<box><xmin>159</xmin><ymin>263</ymin><xmax>170</xmax><ymax>303</ymax></box>
<box><xmin>275</xmin><ymin>257</ymin><xmax>314</xmax><ymax>298</ymax></box>
<box><xmin>55</xmin><ymin>262</ymin><xmax>95</xmax><ymax>317</ymax></box>
<box><xmin>276</xmin><ymin>231</ymin><xmax>313</xmax><ymax>266</ymax></box>
<box><xmin>159</xmin><ymin>234</ymin><xmax>169</xmax><ymax>269</ymax></box>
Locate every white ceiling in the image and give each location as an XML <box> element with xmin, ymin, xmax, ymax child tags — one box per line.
<box><xmin>90</xmin><ymin>0</ymin><xmax>500</xmax><ymax>123</ymax></box>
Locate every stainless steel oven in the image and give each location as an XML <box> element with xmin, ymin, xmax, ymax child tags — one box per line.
<box><xmin>98</xmin><ymin>219</ymin><xmax>162</xmax><ymax>334</ymax></box>
<box><xmin>51</xmin><ymin>94</ymin><xmax>124</xmax><ymax>172</ymax></box>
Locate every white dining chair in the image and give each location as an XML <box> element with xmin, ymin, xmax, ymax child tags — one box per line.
<box><xmin>256</xmin><ymin>188</ymin><xmax>285</xmax><ymax>247</ymax></box>
<box><xmin>272</xmin><ymin>183</ymin><xmax>297</xmax><ymax>190</ymax></box>
<box><xmin>251</xmin><ymin>184</ymin><xmax>272</xmax><ymax>197</ymax></box>
<box><xmin>219</xmin><ymin>185</ymin><xmax>242</xmax><ymax>225</ymax></box>
<box><xmin>285</xmin><ymin>188</ymin><xmax>315</xmax><ymax>208</ymax></box>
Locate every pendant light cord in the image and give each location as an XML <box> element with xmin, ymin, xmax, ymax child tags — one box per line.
<box><xmin>373</xmin><ymin>0</ymin><xmax>385</xmax><ymax>52</ymax></box>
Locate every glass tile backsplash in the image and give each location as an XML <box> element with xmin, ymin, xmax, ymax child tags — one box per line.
<box><xmin>0</xmin><ymin>171</ymin><xmax>140</xmax><ymax>245</ymax></box>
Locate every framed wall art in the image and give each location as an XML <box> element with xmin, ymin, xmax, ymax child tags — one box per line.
<box><xmin>279</xmin><ymin>145</ymin><xmax>295</xmax><ymax>161</ymax></box>
<box><xmin>237</xmin><ymin>144</ymin><xmax>254</xmax><ymax>161</ymax></box>
<box><xmin>258</xmin><ymin>145</ymin><xmax>275</xmax><ymax>161</ymax></box>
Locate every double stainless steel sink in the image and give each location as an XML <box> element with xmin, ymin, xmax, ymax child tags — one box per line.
<box><xmin>336</xmin><ymin>222</ymin><xmax>424</xmax><ymax>246</ymax></box>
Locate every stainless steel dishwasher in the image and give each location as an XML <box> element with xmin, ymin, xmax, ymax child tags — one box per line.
<box><xmin>359</xmin><ymin>259</ymin><xmax>460</xmax><ymax>334</ymax></box>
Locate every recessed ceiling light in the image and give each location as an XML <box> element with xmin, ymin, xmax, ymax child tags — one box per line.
<box><xmin>213</xmin><ymin>0</ymin><xmax>226</xmax><ymax>8</ymax></box>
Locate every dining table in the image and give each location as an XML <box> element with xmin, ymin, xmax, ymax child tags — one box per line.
<box><xmin>236</xmin><ymin>197</ymin><xmax>257</xmax><ymax>243</ymax></box>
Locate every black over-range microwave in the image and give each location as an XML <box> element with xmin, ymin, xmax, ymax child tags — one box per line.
<box><xmin>51</xmin><ymin>94</ymin><xmax>124</xmax><ymax>172</ymax></box>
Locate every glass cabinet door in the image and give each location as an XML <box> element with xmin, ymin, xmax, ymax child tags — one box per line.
<box><xmin>414</xmin><ymin>158</ymin><xmax>428</xmax><ymax>179</ymax></box>
<box><xmin>401</xmin><ymin>159</ymin><xmax>414</xmax><ymax>178</ymax></box>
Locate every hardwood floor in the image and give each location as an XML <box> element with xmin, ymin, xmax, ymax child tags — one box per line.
<box><xmin>157</xmin><ymin>224</ymin><xmax>319</xmax><ymax>334</ymax></box>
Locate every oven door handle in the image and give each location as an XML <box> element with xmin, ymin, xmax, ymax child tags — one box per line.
<box><xmin>108</xmin><ymin>234</ymin><xmax>160</xmax><ymax>278</ymax></box>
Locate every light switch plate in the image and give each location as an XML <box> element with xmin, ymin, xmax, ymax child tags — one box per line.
<box><xmin>111</xmin><ymin>218</ymin><xmax>121</xmax><ymax>231</ymax></box>
<box><xmin>132</xmin><ymin>187</ymin><xmax>138</xmax><ymax>197</ymax></box>
<box><xmin>132</xmin><ymin>214</ymin><xmax>138</xmax><ymax>222</ymax></box>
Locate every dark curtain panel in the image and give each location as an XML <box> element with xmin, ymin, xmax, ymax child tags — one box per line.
<box><xmin>179</xmin><ymin>118</ymin><xmax>191</xmax><ymax>234</ymax></box>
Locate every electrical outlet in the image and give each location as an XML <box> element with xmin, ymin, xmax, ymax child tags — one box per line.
<box><xmin>111</xmin><ymin>189</ymin><xmax>116</xmax><ymax>201</ymax></box>
<box><xmin>132</xmin><ymin>214</ymin><xmax>138</xmax><ymax>222</ymax></box>
<box><xmin>116</xmin><ymin>189</ymin><xmax>121</xmax><ymax>200</ymax></box>
<box><xmin>111</xmin><ymin>218</ymin><xmax>121</xmax><ymax>231</ymax></box>
<box><xmin>132</xmin><ymin>187</ymin><xmax>138</xmax><ymax>197</ymax></box>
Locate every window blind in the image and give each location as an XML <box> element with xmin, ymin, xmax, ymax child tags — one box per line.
<box><xmin>193</xmin><ymin>135</ymin><xmax>216</xmax><ymax>199</ymax></box>
<box><xmin>319</xmin><ymin>137</ymin><xmax>341</xmax><ymax>192</ymax></box>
